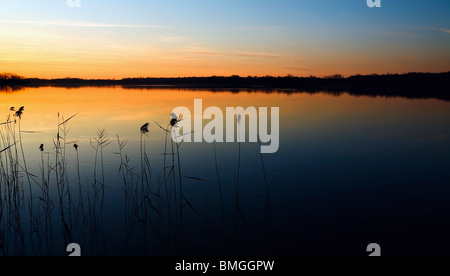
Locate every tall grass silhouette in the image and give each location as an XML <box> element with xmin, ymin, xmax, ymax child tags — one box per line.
<box><xmin>0</xmin><ymin>107</ymin><xmax>273</xmax><ymax>256</ymax></box>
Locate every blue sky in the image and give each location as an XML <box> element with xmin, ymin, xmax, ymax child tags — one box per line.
<box><xmin>0</xmin><ymin>0</ymin><xmax>449</xmax><ymax>78</ymax></box>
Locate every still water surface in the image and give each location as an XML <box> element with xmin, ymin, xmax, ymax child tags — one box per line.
<box><xmin>1</xmin><ymin>87</ymin><xmax>449</xmax><ymax>256</ymax></box>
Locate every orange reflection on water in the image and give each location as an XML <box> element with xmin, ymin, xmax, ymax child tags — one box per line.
<box><xmin>1</xmin><ymin>87</ymin><xmax>449</xmax><ymax>147</ymax></box>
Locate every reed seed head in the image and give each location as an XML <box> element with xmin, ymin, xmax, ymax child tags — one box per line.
<box><xmin>170</xmin><ymin>113</ymin><xmax>183</xmax><ymax>127</ymax></box>
<box><xmin>14</xmin><ymin>106</ymin><xmax>25</xmax><ymax>119</ymax></box>
<box><xmin>140</xmin><ymin>123</ymin><xmax>150</xmax><ymax>135</ymax></box>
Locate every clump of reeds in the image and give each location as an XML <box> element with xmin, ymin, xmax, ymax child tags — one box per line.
<box><xmin>0</xmin><ymin>105</ymin><xmax>275</xmax><ymax>256</ymax></box>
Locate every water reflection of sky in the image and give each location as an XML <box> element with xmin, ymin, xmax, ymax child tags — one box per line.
<box><xmin>1</xmin><ymin>87</ymin><xmax>450</xmax><ymax>255</ymax></box>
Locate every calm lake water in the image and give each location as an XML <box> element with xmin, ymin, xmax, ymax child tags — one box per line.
<box><xmin>1</xmin><ymin>87</ymin><xmax>450</xmax><ymax>256</ymax></box>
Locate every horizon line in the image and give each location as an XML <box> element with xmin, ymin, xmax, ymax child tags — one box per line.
<box><xmin>2</xmin><ymin>71</ymin><xmax>450</xmax><ymax>81</ymax></box>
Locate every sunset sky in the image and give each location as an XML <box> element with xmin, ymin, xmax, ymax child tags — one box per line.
<box><xmin>0</xmin><ymin>0</ymin><xmax>449</xmax><ymax>79</ymax></box>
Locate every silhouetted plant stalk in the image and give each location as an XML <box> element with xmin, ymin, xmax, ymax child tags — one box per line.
<box><xmin>0</xmin><ymin>125</ymin><xmax>10</xmax><ymax>255</ymax></box>
<box><xmin>91</xmin><ymin>129</ymin><xmax>109</xmax><ymax>215</ymax></box>
<box><xmin>37</xmin><ymin>144</ymin><xmax>54</xmax><ymax>256</ymax></box>
<box><xmin>156</xmin><ymin>114</ymin><xmax>185</xmax><ymax>252</ymax></box>
<box><xmin>161</xmin><ymin>124</ymin><xmax>174</xmax><ymax>253</ymax></box>
<box><xmin>140</xmin><ymin>123</ymin><xmax>149</xmax><ymax>254</ymax></box>
<box><xmin>0</xmin><ymin>106</ymin><xmax>275</xmax><ymax>256</ymax></box>
<box><xmin>90</xmin><ymin>128</ymin><xmax>110</xmax><ymax>255</ymax></box>
<box><xmin>53</xmin><ymin>113</ymin><xmax>78</xmax><ymax>246</ymax></box>
<box><xmin>156</xmin><ymin>112</ymin><xmax>202</xmax><ymax>253</ymax></box>
<box><xmin>175</xmin><ymin>141</ymin><xmax>183</xmax><ymax>235</ymax></box>
<box><xmin>54</xmin><ymin>113</ymin><xmax>65</xmax><ymax>244</ymax></box>
<box><xmin>0</xmin><ymin>110</ymin><xmax>120</xmax><ymax>255</ymax></box>
<box><xmin>116</xmin><ymin>135</ymin><xmax>139</xmax><ymax>220</ymax></box>
<box><xmin>73</xmin><ymin>143</ymin><xmax>86</xmax><ymax>248</ymax></box>
<box><xmin>140</xmin><ymin>124</ymin><xmax>154</xmax><ymax>204</ymax></box>
<box><xmin>14</xmin><ymin>107</ymin><xmax>37</xmax><ymax>253</ymax></box>
<box><xmin>259</xmin><ymin>140</ymin><xmax>274</xmax><ymax>255</ymax></box>
<box><xmin>61</xmin><ymin>115</ymin><xmax>74</xmax><ymax>234</ymax></box>
<box><xmin>0</xmin><ymin>109</ymin><xmax>26</xmax><ymax>255</ymax></box>
<box><xmin>116</xmin><ymin>135</ymin><xmax>135</xmax><ymax>253</ymax></box>
<box><xmin>234</xmin><ymin>114</ymin><xmax>247</xmax><ymax>238</ymax></box>
<box><xmin>169</xmin><ymin>113</ymin><xmax>186</xmax><ymax>239</ymax></box>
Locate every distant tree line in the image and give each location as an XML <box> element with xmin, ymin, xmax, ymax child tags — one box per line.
<box><xmin>0</xmin><ymin>73</ymin><xmax>24</xmax><ymax>83</ymax></box>
<box><xmin>1</xmin><ymin>72</ymin><xmax>450</xmax><ymax>100</ymax></box>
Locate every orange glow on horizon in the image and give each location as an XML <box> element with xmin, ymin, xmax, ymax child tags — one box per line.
<box><xmin>1</xmin><ymin>1</ymin><xmax>449</xmax><ymax>79</ymax></box>
<box><xmin>3</xmin><ymin>30</ymin><xmax>449</xmax><ymax>79</ymax></box>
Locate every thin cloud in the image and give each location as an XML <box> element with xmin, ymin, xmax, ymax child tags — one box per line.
<box><xmin>0</xmin><ymin>19</ymin><xmax>167</xmax><ymax>29</ymax></box>
<box><xmin>417</xmin><ymin>27</ymin><xmax>450</xmax><ymax>35</ymax></box>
